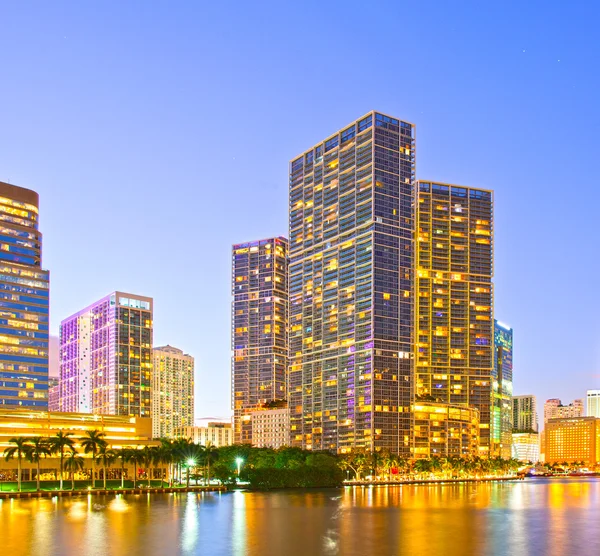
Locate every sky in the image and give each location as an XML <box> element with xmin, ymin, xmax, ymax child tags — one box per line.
<box><xmin>0</xmin><ymin>1</ymin><xmax>598</xmax><ymax>420</ymax></box>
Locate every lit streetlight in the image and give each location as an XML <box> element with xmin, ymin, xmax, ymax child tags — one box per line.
<box><xmin>236</xmin><ymin>457</ymin><xmax>244</xmax><ymax>478</ymax></box>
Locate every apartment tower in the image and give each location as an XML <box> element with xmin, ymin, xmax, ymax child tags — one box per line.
<box><xmin>493</xmin><ymin>320</ymin><xmax>513</xmax><ymax>458</ymax></box>
<box><xmin>59</xmin><ymin>292</ymin><xmax>153</xmax><ymax>417</ymax></box>
<box><xmin>414</xmin><ymin>181</ymin><xmax>494</xmax><ymax>455</ymax></box>
<box><xmin>512</xmin><ymin>394</ymin><xmax>538</xmax><ymax>432</ymax></box>
<box><xmin>587</xmin><ymin>390</ymin><xmax>600</xmax><ymax>418</ymax></box>
<box><xmin>152</xmin><ymin>345</ymin><xmax>194</xmax><ymax>438</ymax></box>
<box><xmin>0</xmin><ymin>182</ymin><xmax>50</xmax><ymax>408</ymax></box>
<box><xmin>232</xmin><ymin>238</ymin><xmax>288</xmax><ymax>443</ymax></box>
<box><xmin>288</xmin><ymin>112</ymin><xmax>416</xmax><ymax>454</ymax></box>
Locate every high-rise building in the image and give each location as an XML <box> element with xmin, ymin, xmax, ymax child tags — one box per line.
<box><xmin>48</xmin><ymin>376</ymin><xmax>59</xmax><ymax>411</ymax></box>
<box><xmin>232</xmin><ymin>238</ymin><xmax>288</xmax><ymax>443</ymax></box>
<box><xmin>0</xmin><ymin>182</ymin><xmax>50</xmax><ymax>408</ymax></box>
<box><xmin>587</xmin><ymin>390</ymin><xmax>600</xmax><ymax>418</ymax></box>
<box><xmin>544</xmin><ymin>398</ymin><xmax>584</xmax><ymax>424</ymax></box>
<box><xmin>545</xmin><ymin>417</ymin><xmax>600</xmax><ymax>467</ymax></box>
<box><xmin>493</xmin><ymin>320</ymin><xmax>513</xmax><ymax>458</ymax></box>
<box><xmin>414</xmin><ymin>181</ymin><xmax>494</xmax><ymax>456</ymax></box>
<box><xmin>151</xmin><ymin>345</ymin><xmax>194</xmax><ymax>439</ymax></box>
<box><xmin>59</xmin><ymin>292</ymin><xmax>153</xmax><ymax>417</ymax></box>
<box><xmin>288</xmin><ymin>112</ymin><xmax>415</xmax><ymax>454</ymax></box>
<box><xmin>512</xmin><ymin>394</ymin><xmax>538</xmax><ymax>432</ymax></box>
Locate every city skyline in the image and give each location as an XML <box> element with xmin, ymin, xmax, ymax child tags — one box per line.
<box><xmin>0</xmin><ymin>3</ymin><xmax>598</xmax><ymax>420</ymax></box>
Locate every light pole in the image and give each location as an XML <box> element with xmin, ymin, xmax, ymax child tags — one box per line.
<box><xmin>236</xmin><ymin>457</ymin><xmax>244</xmax><ymax>479</ymax></box>
<box><xmin>187</xmin><ymin>459</ymin><xmax>196</xmax><ymax>486</ymax></box>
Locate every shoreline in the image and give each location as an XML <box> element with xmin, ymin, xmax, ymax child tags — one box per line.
<box><xmin>0</xmin><ymin>485</ymin><xmax>226</xmax><ymax>500</ymax></box>
<box><xmin>344</xmin><ymin>476</ymin><xmax>523</xmax><ymax>486</ymax></box>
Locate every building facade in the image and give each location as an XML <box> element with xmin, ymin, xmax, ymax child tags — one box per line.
<box><xmin>545</xmin><ymin>417</ymin><xmax>600</xmax><ymax>467</ymax></box>
<box><xmin>0</xmin><ymin>182</ymin><xmax>50</xmax><ymax>408</ymax></box>
<box><xmin>232</xmin><ymin>237</ymin><xmax>288</xmax><ymax>443</ymax></box>
<box><xmin>59</xmin><ymin>292</ymin><xmax>153</xmax><ymax>417</ymax></box>
<box><xmin>48</xmin><ymin>376</ymin><xmax>59</xmax><ymax>411</ymax></box>
<box><xmin>415</xmin><ymin>181</ymin><xmax>494</xmax><ymax>456</ymax></box>
<box><xmin>512</xmin><ymin>394</ymin><xmax>538</xmax><ymax>432</ymax></box>
<box><xmin>288</xmin><ymin>112</ymin><xmax>416</xmax><ymax>454</ymax></box>
<box><xmin>412</xmin><ymin>402</ymin><xmax>479</xmax><ymax>459</ymax></box>
<box><xmin>178</xmin><ymin>422</ymin><xmax>234</xmax><ymax>447</ymax></box>
<box><xmin>544</xmin><ymin>398</ymin><xmax>584</xmax><ymax>424</ymax></box>
<box><xmin>493</xmin><ymin>320</ymin><xmax>513</xmax><ymax>458</ymax></box>
<box><xmin>511</xmin><ymin>431</ymin><xmax>540</xmax><ymax>462</ymax></box>
<box><xmin>587</xmin><ymin>390</ymin><xmax>600</xmax><ymax>418</ymax></box>
<box><xmin>152</xmin><ymin>345</ymin><xmax>194</xmax><ymax>439</ymax></box>
<box><xmin>251</xmin><ymin>407</ymin><xmax>290</xmax><ymax>449</ymax></box>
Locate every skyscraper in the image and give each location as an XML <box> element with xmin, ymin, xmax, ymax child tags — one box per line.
<box><xmin>587</xmin><ymin>390</ymin><xmax>600</xmax><ymax>418</ymax></box>
<box><xmin>59</xmin><ymin>292</ymin><xmax>153</xmax><ymax>417</ymax></box>
<box><xmin>512</xmin><ymin>394</ymin><xmax>538</xmax><ymax>432</ymax></box>
<box><xmin>414</xmin><ymin>181</ymin><xmax>494</xmax><ymax>456</ymax></box>
<box><xmin>232</xmin><ymin>238</ymin><xmax>288</xmax><ymax>443</ymax></box>
<box><xmin>152</xmin><ymin>345</ymin><xmax>194</xmax><ymax>438</ymax></box>
<box><xmin>544</xmin><ymin>398</ymin><xmax>584</xmax><ymax>424</ymax></box>
<box><xmin>493</xmin><ymin>320</ymin><xmax>513</xmax><ymax>458</ymax></box>
<box><xmin>288</xmin><ymin>112</ymin><xmax>415</xmax><ymax>454</ymax></box>
<box><xmin>0</xmin><ymin>182</ymin><xmax>50</xmax><ymax>408</ymax></box>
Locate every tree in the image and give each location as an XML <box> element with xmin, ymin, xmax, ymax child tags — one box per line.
<box><xmin>114</xmin><ymin>448</ymin><xmax>131</xmax><ymax>489</ymax></box>
<box><xmin>203</xmin><ymin>443</ymin><xmax>219</xmax><ymax>485</ymax></box>
<box><xmin>339</xmin><ymin>450</ymin><xmax>370</xmax><ymax>481</ymax></box>
<box><xmin>97</xmin><ymin>445</ymin><xmax>117</xmax><ymax>489</ymax></box>
<box><xmin>139</xmin><ymin>446</ymin><xmax>159</xmax><ymax>488</ymax></box>
<box><xmin>4</xmin><ymin>437</ymin><xmax>31</xmax><ymax>492</ymax></box>
<box><xmin>48</xmin><ymin>431</ymin><xmax>75</xmax><ymax>491</ymax></box>
<box><xmin>64</xmin><ymin>451</ymin><xmax>84</xmax><ymax>490</ymax></box>
<box><xmin>80</xmin><ymin>430</ymin><xmax>108</xmax><ymax>488</ymax></box>
<box><xmin>26</xmin><ymin>436</ymin><xmax>51</xmax><ymax>492</ymax></box>
<box><xmin>127</xmin><ymin>449</ymin><xmax>144</xmax><ymax>489</ymax></box>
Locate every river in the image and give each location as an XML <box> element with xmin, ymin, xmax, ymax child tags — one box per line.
<box><xmin>1</xmin><ymin>478</ymin><xmax>598</xmax><ymax>555</ymax></box>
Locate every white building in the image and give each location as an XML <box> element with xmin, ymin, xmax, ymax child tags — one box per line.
<box><xmin>511</xmin><ymin>432</ymin><xmax>540</xmax><ymax>462</ymax></box>
<box><xmin>543</xmin><ymin>398</ymin><xmax>584</xmax><ymax>424</ymax></box>
<box><xmin>179</xmin><ymin>422</ymin><xmax>233</xmax><ymax>447</ymax></box>
<box><xmin>152</xmin><ymin>345</ymin><xmax>194</xmax><ymax>438</ymax></box>
<box><xmin>251</xmin><ymin>407</ymin><xmax>290</xmax><ymax>449</ymax></box>
<box><xmin>587</xmin><ymin>390</ymin><xmax>600</xmax><ymax>418</ymax></box>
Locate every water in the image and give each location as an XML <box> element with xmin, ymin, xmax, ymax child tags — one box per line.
<box><xmin>1</xmin><ymin>478</ymin><xmax>599</xmax><ymax>555</ymax></box>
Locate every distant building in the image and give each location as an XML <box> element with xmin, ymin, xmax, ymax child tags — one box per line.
<box><xmin>59</xmin><ymin>292</ymin><xmax>153</xmax><ymax>417</ymax></box>
<box><xmin>493</xmin><ymin>321</ymin><xmax>513</xmax><ymax>458</ymax></box>
<box><xmin>512</xmin><ymin>395</ymin><xmax>538</xmax><ymax>432</ymax></box>
<box><xmin>544</xmin><ymin>398</ymin><xmax>584</xmax><ymax>424</ymax></box>
<box><xmin>251</xmin><ymin>406</ymin><xmax>290</xmax><ymax>449</ymax></box>
<box><xmin>587</xmin><ymin>390</ymin><xmax>600</xmax><ymax>418</ymax></box>
<box><xmin>0</xmin><ymin>181</ymin><xmax>50</xmax><ymax>409</ymax></box>
<box><xmin>545</xmin><ymin>417</ymin><xmax>600</xmax><ymax>467</ymax></box>
<box><xmin>178</xmin><ymin>422</ymin><xmax>233</xmax><ymax>448</ymax></box>
<box><xmin>511</xmin><ymin>432</ymin><xmax>540</xmax><ymax>462</ymax></box>
<box><xmin>48</xmin><ymin>377</ymin><xmax>59</xmax><ymax>412</ymax></box>
<box><xmin>151</xmin><ymin>346</ymin><xmax>194</xmax><ymax>439</ymax></box>
<box><xmin>412</xmin><ymin>402</ymin><xmax>480</xmax><ymax>459</ymax></box>
<box><xmin>231</xmin><ymin>237</ymin><xmax>288</xmax><ymax>443</ymax></box>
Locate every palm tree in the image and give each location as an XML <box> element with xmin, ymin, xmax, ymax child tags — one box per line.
<box><xmin>80</xmin><ymin>430</ymin><xmax>107</xmax><ymax>488</ymax></box>
<box><xmin>26</xmin><ymin>437</ymin><xmax>51</xmax><ymax>492</ymax></box>
<box><xmin>114</xmin><ymin>448</ymin><xmax>131</xmax><ymax>489</ymax></box>
<box><xmin>97</xmin><ymin>445</ymin><xmax>117</xmax><ymax>489</ymax></box>
<box><xmin>48</xmin><ymin>431</ymin><xmax>75</xmax><ymax>491</ymax></box>
<box><xmin>203</xmin><ymin>443</ymin><xmax>219</xmax><ymax>486</ymax></box>
<box><xmin>64</xmin><ymin>451</ymin><xmax>85</xmax><ymax>490</ymax></box>
<box><xmin>158</xmin><ymin>440</ymin><xmax>175</xmax><ymax>487</ymax></box>
<box><xmin>3</xmin><ymin>437</ymin><xmax>31</xmax><ymax>492</ymax></box>
<box><xmin>127</xmin><ymin>449</ymin><xmax>143</xmax><ymax>489</ymax></box>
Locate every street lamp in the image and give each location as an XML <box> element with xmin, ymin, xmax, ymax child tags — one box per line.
<box><xmin>236</xmin><ymin>457</ymin><xmax>244</xmax><ymax>478</ymax></box>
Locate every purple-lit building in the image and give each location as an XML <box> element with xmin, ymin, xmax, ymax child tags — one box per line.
<box><xmin>59</xmin><ymin>292</ymin><xmax>153</xmax><ymax>417</ymax></box>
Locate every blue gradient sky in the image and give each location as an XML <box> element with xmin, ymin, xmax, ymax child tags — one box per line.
<box><xmin>0</xmin><ymin>1</ymin><xmax>598</xmax><ymax>420</ymax></box>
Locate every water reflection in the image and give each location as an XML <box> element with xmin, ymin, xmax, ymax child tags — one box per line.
<box><xmin>0</xmin><ymin>479</ymin><xmax>597</xmax><ymax>555</ymax></box>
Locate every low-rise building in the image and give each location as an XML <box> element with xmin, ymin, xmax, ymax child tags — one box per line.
<box><xmin>412</xmin><ymin>402</ymin><xmax>480</xmax><ymax>459</ymax></box>
<box><xmin>178</xmin><ymin>422</ymin><xmax>233</xmax><ymax>447</ymax></box>
<box><xmin>545</xmin><ymin>417</ymin><xmax>600</xmax><ymax>467</ymax></box>
<box><xmin>251</xmin><ymin>407</ymin><xmax>290</xmax><ymax>449</ymax></box>
<box><xmin>511</xmin><ymin>432</ymin><xmax>540</xmax><ymax>462</ymax></box>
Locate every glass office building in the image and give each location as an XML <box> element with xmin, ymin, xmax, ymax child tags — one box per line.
<box><xmin>59</xmin><ymin>292</ymin><xmax>153</xmax><ymax>417</ymax></box>
<box><xmin>0</xmin><ymin>182</ymin><xmax>49</xmax><ymax>408</ymax></box>
<box><xmin>232</xmin><ymin>238</ymin><xmax>288</xmax><ymax>443</ymax></box>
<box><xmin>288</xmin><ymin>112</ymin><xmax>416</xmax><ymax>454</ymax></box>
<box><xmin>512</xmin><ymin>394</ymin><xmax>538</xmax><ymax>432</ymax></box>
<box><xmin>493</xmin><ymin>320</ymin><xmax>513</xmax><ymax>458</ymax></box>
<box><xmin>414</xmin><ymin>181</ymin><xmax>494</xmax><ymax>456</ymax></box>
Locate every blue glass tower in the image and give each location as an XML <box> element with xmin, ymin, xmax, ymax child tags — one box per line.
<box><xmin>493</xmin><ymin>320</ymin><xmax>513</xmax><ymax>458</ymax></box>
<box><xmin>0</xmin><ymin>182</ymin><xmax>49</xmax><ymax>408</ymax></box>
